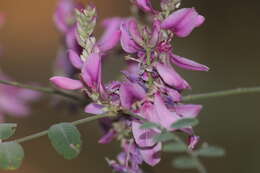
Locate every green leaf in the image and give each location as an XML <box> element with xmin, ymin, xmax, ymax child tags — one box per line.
<box><xmin>48</xmin><ymin>123</ymin><xmax>82</xmax><ymax>160</ymax></box>
<box><xmin>140</xmin><ymin>122</ymin><xmax>161</xmax><ymax>129</ymax></box>
<box><xmin>163</xmin><ymin>142</ymin><xmax>187</xmax><ymax>152</ymax></box>
<box><xmin>171</xmin><ymin>118</ymin><xmax>199</xmax><ymax>129</ymax></box>
<box><xmin>173</xmin><ymin>156</ymin><xmax>197</xmax><ymax>169</ymax></box>
<box><xmin>196</xmin><ymin>146</ymin><xmax>225</xmax><ymax>157</ymax></box>
<box><xmin>0</xmin><ymin>142</ymin><xmax>24</xmax><ymax>170</ymax></box>
<box><xmin>0</xmin><ymin>123</ymin><xmax>17</xmax><ymax>140</ymax></box>
<box><xmin>153</xmin><ymin>132</ymin><xmax>176</xmax><ymax>143</ymax></box>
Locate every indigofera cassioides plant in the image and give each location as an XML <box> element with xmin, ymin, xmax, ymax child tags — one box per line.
<box><xmin>0</xmin><ymin>0</ymin><xmax>259</xmax><ymax>172</ymax></box>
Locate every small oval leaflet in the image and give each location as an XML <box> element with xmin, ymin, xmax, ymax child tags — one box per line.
<box><xmin>196</xmin><ymin>146</ymin><xmax>225</xmax><ymax>157</ymax></box>
<box><xmin>153</xmin><ymin>132</ymin><xmax>177</xmax><ymax>143</ymax></box>
<box><xmin>48</xmin><ymin>123</ymin><xmax>82</xmax><ymax>160</ymax></box>
<box><xmin>140</xmin><ymin>122</ymin><xmax>161</xmax><ymax>129</ymax></box>
<box><xmin>0</xmin><ymin>123</ymin><xmax>17</xmax><ymax>140</ymax></box>
<box><xmin>163</xmin><ymin>142</ymin><xmax>187</xmax><ymax>152</ymax></box>
<box><xmin>171</xmin><ymin>118</ymin><xmax>199</xmax><ymax>129</ymax></box>
<box><xmin>0</xmin><ymin>142</ymin><xmax>24</xmax><ymax>170</ymax></box>
<box><xmin>173</xmin><ymin>156</ymin><xmax>198</xmax><ymax>169</ymax></box>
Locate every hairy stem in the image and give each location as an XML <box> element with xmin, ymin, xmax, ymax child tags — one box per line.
<box><xmin>15</xmin><ymin>114</ymin><xmax>110</xmax><ymax>143</ymax></box>
<box><xmin>146</xmin><ymin>48</ymin><xmax>153</xmax><ymax>88</ymax></box>
<box><xmin>0</xmin><ymin>79</ymin><xmax>83</xmax><ymax>103</ymax></box>
<box><xmin>183</xmin><ymin>87</ymin><xmax>260</xmax><ymax>101</ymax></box>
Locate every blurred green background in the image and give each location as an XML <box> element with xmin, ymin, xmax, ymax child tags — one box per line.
<box><xmin>0</xmin><ymin>0</ymin><xmax>259</xmax><ymax>172</ymax></box>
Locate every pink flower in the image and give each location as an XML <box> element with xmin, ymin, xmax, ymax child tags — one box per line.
<box><xmin>161</xmin><ymin>8</ymin><xmax>205</xmax><ymax>37</ymax></box>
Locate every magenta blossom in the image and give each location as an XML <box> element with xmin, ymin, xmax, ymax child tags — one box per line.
<box><xmin>134</xmin><ymin>0</ymin><xmax>157</xmax><ymax>14</ymax></box>
<box><xmin>161</xmin><ymin>8</ymin><xmax>205</xmax><ymax>38</ymax></box>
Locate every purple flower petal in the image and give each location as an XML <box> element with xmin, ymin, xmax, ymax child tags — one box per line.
<box><xmin>154</xmin><ymin>93</ymin><xmax>179</xmax><ymax>129</ymax></box>
<box><xmin>188</xmin><ymin>135</ymin><xmax>200</xmax><ymax>150</ymax></box>
<box><xmin>50</xmin><ymin>76</ymin><xmax>83</xmax><ymax>90</ymax></box>
<box><xmin>119</xmin><ymin>82</ymin><xmax>146</xmax><ymax>109</ymax></box>
<box><xmin>149</xmin><ymin>20</ymin><xmax>161</xmax><ymax>47</ymax></box>
<box><xmin>120</xmin><ymin>20</ymin><xmax>142</xmax><ymax>53</ymax></box>
<box><xmin>98</xmin><ymin>129</ymin><xmax>117</xmax><ymax>144</ymax></box>
<box><xmin>170</xmin><ymin>53</ymin><xmax>209</xmax><ymax>71</ymax></box>
<box><xmin>139</xmin><ymin>143</ymin><xmax>161</xmax><ymax>166</ymax></box>
<box><xmin>135</xmin><ymin>0</ymin><xmax>157</xmax><ymax>14</ymax></box>
<box><xmin>128</xmin><ymin>19</ymin><xmax>144</xmax><ymax>46</ymax></box>
<box><xmin>84</xmin><ymin>103</ymin><xmax>105</xmax><ymax>114</ymax></box>
<box><xmin>155</xmin><ymin>62</ymin><xmax>190</xmax><ymax>90</ymax></box>
<box><xmin>68</xmin><ymin>49</ymin><xmax>83</xmax><ymax>69</ymax></box>
<box><xmin>98</xmin><ymin>18</ymin><xmax>123</xmax><ymax>52</ymax></box>
<box><xmin>82</xmin><ymin>53</ymin><xmax>102</xmax><ymax>90</ymax></box>
<box><xmin>132</xmin><ymin>121</ymin><xmax>158</xmax><ymax>148</ymax></box>
<box><xmin>161</xmin><ymin>8</ymin><xmax>205</xmax><ymax>37</ymax></box>
<box><xmin>174</xmin><ymin>104</ymin><xmax>202</xmax><ymax>118</ymax></box>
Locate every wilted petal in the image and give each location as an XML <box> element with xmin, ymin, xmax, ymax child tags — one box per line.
<box><xmin>171</xmin><ymin>53</ymin><xmax>209</xmax><ymax>71</ymax></box>
<box><xmin>98</xmin><ymin>18</ymin><xmax>123</xmax><ymax>52</ymax></box>
<box><xmin>139</xmin><ymin>143</ymin><xmax>161</xmax><ymax>166</ymax></box>
<box><xmin>50</xmin><ymin>76</ymin><xmax>83</xmax><ymax>90</ymax></box>
<box><xmin>161</xmin><ymin>8</ymin><xmax>205</xmax><ymax>37</ymax></box>
<box><xmin>174</xmin><ymin>104</ymin><xmax>202</xmax><ymax>118</ymax></box>
<box><xmin>156</xmin><ymin>62</ymin><xmax>190</xmax><ymax>90</ymax></box>
<box><xmin>68</xmin><ymin>49</ymin><xmax>83</xmax><ymax>69</ymax></box>
<box><xmin>135</xmin><ymin>0</ymin><xmax>157</xmax><ymax>14</ymax></box>
<box><xmin>84</xmin><ymin>103</ymin><xmax>105</xmax><ymax>114</ymax></box>
<box><xmin>82</xmin><ymin>53</ymin><xmax>102</xmax><ymax>90</ymax></box>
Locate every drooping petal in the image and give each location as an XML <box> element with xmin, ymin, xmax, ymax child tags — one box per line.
<box><xmin>161</xmin><ymin>8</ymin><xmax>205</xmax><ymax>37</ymax></box>
<box><xmin>50</xmin><ymin>76</ymin><xmax>83</xmax><ymax>90</ymax></box>
<box><xmin>84</xmin><ymin>103</ymin><xmax>105</xmax><ymax>114</ymax></box>
<box><xmin>135</xmin><ymin>0</ymin><xmax>157</xmax><ymax>14</ymax></box>
<box><xmin>82</xmin><ymin>53</ymin><xmax>102</xmax><ymax>90</ymax></box>
<box><xmin>139</xmin><ymin>143</ymin><xmax>161</xmax><ymax>166</ymax></box>
<box><xmin>174</xmin><ymin>104</ymin><xmax>202</xmax><ymax>118</ymax></box>
<box><xmin>68</xmin><ymin>49</ymin><xmax>83</xmax><ymax>69</ymax></box>
<box><xmin>98</xmin><ymin>18</ymin><xmax>123</xmax><ymax>52</ymax></box>
<box><xmin>155</xmin><ymin>62</ymin><xmax>190</xmax><ymax>90</ymax></box>
<box><xmin>170</xmin><ymin>53</ymin><xmax>209</xmax><ymax>71</ymax></box>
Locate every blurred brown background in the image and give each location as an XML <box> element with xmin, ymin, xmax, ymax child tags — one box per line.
<box><xmin>0</xmin><ymin>0</ymin><xmax>259</xmax><ymax>172</ymax></box>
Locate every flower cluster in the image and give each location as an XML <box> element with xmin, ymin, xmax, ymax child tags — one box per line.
<box><xmin>51</xmin><ymin>0</ymin><xmax>208</xmax><ymax>172</ymax></box>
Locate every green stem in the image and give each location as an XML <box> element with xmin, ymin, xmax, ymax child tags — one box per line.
<box><xmin>0</xmin><ymin>79</ymin><xmax>83</xmax><ymax>103</ymax></box>
<box><xmin>15</xmin><ymin>114</ymin><xmax>110</xmax><ymax>143</ymax></box>
<box><xmin>183</xmin><ymin>87</ymin><xmax>260</xmax><ymax>101</ymax></box>
<box><xmin>146</xmin><ymin>48</ymin><xmax>153</xmax><ymax>88</ymax></box>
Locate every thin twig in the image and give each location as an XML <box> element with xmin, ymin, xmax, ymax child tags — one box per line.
<box><xmin>15</xmin><ymin>114</ymin><xmax>110</xmax><ymax>143</ymax></box>
<box><xmin>0</xmin><ymin>79</ymin><xmax>83</xmax><ymax>103</ymax></box>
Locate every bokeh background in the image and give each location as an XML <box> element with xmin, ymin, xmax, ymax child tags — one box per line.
<box><xmin>0</xmin><ymin>0</ymin><xmax>259</xmax><ymax>172</ymax></box>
